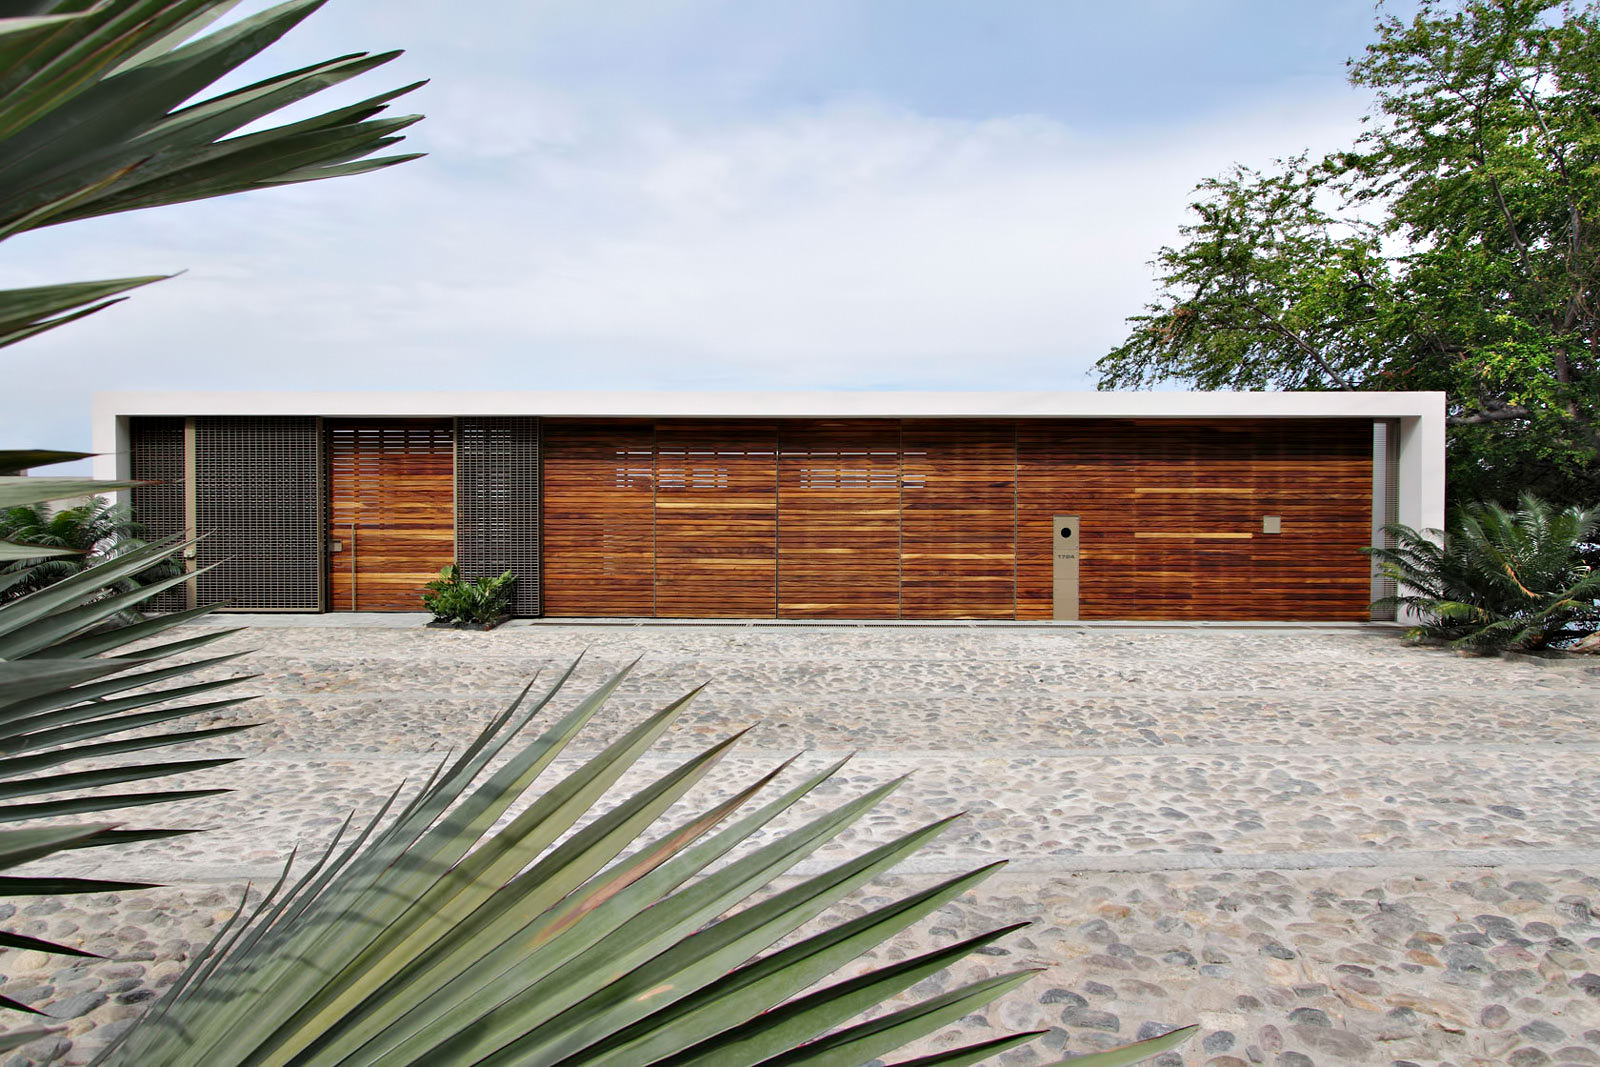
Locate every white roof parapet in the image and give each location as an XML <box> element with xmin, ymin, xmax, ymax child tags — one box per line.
<box><xmin>94</xmin><ymin>389</ymin><xmax>1444</xmax><ymax>420</ymax></box>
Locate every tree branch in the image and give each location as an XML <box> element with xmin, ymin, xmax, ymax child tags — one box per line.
<box><xmin>1261</xmin><ymin>318</ymin><xmax>1358</xmax><ymax>390</ymax></box>
<box><xmin>1447</xmin><ymin>405</ymin><xmax>1533</xmax><ymax>426</ymax></box>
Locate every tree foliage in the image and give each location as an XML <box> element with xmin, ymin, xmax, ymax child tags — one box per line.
<box><xmin>1099</xmin><ymin>0</ymin><xmax>1600</xmax><ymax>506</ymax></box>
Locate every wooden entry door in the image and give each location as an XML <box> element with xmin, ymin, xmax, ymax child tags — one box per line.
<box><xmin>327</xmin><ymin>420</ymin><xmax>455</xmax><ymax>611</ymax></box>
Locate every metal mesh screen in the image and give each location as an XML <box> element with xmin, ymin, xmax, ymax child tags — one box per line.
<box><xmin>194</xmin><ymin>416</ymin><xmax>322</xmax><ymax>611</ymax></box>
<box><xmin>1370</xmin><ymin>419</ymin><xmax>1401</xmax><ymax>621</ymax></box>
<box><xmin>128</xmin><ymin>417</ymin><xmax>188</xmax><ymax>613</ymax></box>
<box><xmin>456</xmin><ymin>417</ymin><xmax>541</xmax><ymax>616</ymax></box>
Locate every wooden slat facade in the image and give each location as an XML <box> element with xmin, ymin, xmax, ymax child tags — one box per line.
<box><xmin>540</xmin><ymin>417</ymin><xmax>1376</xmax><ymax>621</ymax></box>
<box><xmin>900</xmin><ymin>420</ymin><xmax>1017</xmax><ymax>619</ymax></box>
<box><xmin>777</xmin><ymin>420</ymin><xmax>901</xmax><ymax>618</ymax></box>
<box><xmin>1015</xmin><ymin>419</ymin><xmax>1373</xmax><ymax>620</ymax></box>
<box><xmin>655</xmin><ymin>421</ymin><xmax>778</xmax><ymax>618</ymax></box>
<box><xmin>539</xmin><ymin>421</ymin><xmax>656</xmax><ymax>616</ymax></box>
<box><xmin>327</xmin><ymin>420</ymin><xmax>454</xmax><ymax>612</ymax></box>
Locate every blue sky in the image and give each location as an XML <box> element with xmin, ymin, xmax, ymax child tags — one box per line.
<box><xmin>3</xmin><ymin>0</ymin><xmax>1419</xmax><ymax>452</ymax></box>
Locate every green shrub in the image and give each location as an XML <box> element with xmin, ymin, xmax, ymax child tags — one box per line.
<box><xmin>0</xmin><ymin>496</ymin><xmax>177</xmax><ymax>606</ymax></box>
<box><xmin>422</xmin><ymin>565</ymin><xmax>516</xmax><ymax>624</ymax></box>
<box><xmin>1368</xmin><ymin>492</ymin><xmax>1600</xmax><ymax>651</ymax></box>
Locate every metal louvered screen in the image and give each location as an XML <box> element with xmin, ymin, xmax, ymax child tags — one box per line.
<box><xmin>1371</xmin><ymin>419</ymin><xmax>1401</xmax><ymax>621</ymax></box>
<box><xmin>128</xmin><ymin>417</ymin><xmax>188</xmax><ymax>613</ymax></box>
<box><xmin>455</xmin><ymin>417</ymin><xmax>541</xmax><ymax>616</ymax></box>
<box><xmin>194</xmin><ymin>416</ymin><xmax>322</xmax><ymax>611</ymax></box>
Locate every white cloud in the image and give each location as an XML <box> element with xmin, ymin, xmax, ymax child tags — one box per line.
<box><xmin>0</xmin><ymin>86</ymin><xmax>1371</xmax><ymax>448</ymax></box>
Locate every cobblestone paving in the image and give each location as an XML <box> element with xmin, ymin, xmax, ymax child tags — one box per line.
<box><xmin>2</xmin><ymin>621</ymin><xmax>1599</xmax><ymax>1065</ymax></box>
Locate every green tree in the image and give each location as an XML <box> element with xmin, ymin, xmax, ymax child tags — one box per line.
<box><xmin>1099</xmin><ymin>0</ymin><xmax>1600</xmax><ymax>507</ymax></box>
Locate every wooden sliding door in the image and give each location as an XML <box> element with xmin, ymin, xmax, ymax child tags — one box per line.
<box><xmin>327</xmin><ymin>420</ymin><xmax>454</xmax><ymax>611</ymax></box>
<box><xmin>777</xmin><ymin>420</ymin><xmax>901</xmax><ymax>618</ymax></box>
<box><xmin>541</xmin><ymin>421</ymin><xmax>656</xmax><ymax>616</ymax></box>
<box><xmin>899</xmin><ymin>420</ymin><xmax>1017</xmax><ymax>619</ymax></box>
<box><xmin>654</xmin><ymin>422</ymin><xmax>778</xmax><ymax>617</ymax></box>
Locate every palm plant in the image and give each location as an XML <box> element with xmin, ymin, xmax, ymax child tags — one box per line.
<box><xmin>0</xmin><ymin>495</ymin><xmax>176</xmax><ymax>603</ymax></box>
<box><xmin>1369</xmin><ymin>493</ymin><xmax>1600</xmax><ymax>650</ymax></box>
<box><xmin>0</xmin><ymin>457</ymin><xmax>1194</xmax><ymax>1067</ymax></box>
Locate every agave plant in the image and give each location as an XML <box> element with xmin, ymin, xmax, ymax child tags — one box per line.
<box><xmin>0</xmin><ymin>457</ymin><xmax>1193</xmax><ymax>1065</ymax></box>
<box><xmin>0</xmin><ymin>451</ymin><xmax>258</xmax><ymax>1049</ymax></box>
<box><xmin>82</xmin><ymin>655</ymin><xmax>1193</xmax><ymax>1067</ymax></box>
<box><xmin>1369</xmin><ymin>492</ymin><xmax>1600</xmax><ymax>651</ymax></box>
<box><xmin>0</xmin><ymin>0</ymin><xmax>424</xmax><ymax>348</ymax></box>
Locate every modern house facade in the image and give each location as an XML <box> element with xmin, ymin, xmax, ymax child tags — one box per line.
<box><xmin>92</xmin><ymin>390</ymin><xmax>1446</xmax><ymax>622</ymax></box>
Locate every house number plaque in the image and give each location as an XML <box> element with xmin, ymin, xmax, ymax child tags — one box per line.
<box><xmin>1053</xmin><ymin>515</ymin><xmax>1080</xmax><ymax>621</ymax></box>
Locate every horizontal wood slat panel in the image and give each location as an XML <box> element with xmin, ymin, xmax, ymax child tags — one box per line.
<box><xmin>327</xmin><ymin>420</ymin><xmax>454</xmax><ymax>612</ymax></box>
<box><xmin>541</xmin><ymin>421</ymin><xmax>656</xmax><ymax>616</ymax></box>
<box><xmin>543</xmin><ymin>417</ymin><xmax>1374</xmax><ymax>621</ymax></box>
<box><xmin>655</xmin><ymin>421</ymin><xmax>777</xmax><ymax>618</ymax></box>
<box><xmin>1016</xmin><ymin>419</ymin><xmax>1372</xmax><ymax>621</ymax></box>
<box><xmin>899</xmin><ymin>420</ymin><xmax>1016</xmax><ymax>620</ymax></box>
<box><xmin>777</xmin><ymin>420</ymin><xmax>900</xmax><ymax>618</ymax></box>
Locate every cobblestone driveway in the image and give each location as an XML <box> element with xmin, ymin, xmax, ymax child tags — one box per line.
<box><xmin>3</xmin><ymin>620</ymin><xmax>1599</xmax><ymax>1066</ymax></box>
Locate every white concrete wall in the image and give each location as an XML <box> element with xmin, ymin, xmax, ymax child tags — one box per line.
<box><xmin>94</xmin><ymin>387</ymin><xmax>1442</xmax><ymax>421</ymax></box>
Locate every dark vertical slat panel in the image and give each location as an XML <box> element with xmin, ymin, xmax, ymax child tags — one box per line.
<box><xmin>456</xmin><ymin>417</ymin><xmax>541</xmax><ymax>616</ymax></box>
<box><xmin>777</xmin><ymin>419</ymin><xmax>900</xmax><ymax>618</ymax></box>
<box><xmin>899</xmin><ymin>419</ymin><xmax>1016</xmax><ymax>620</ymax></box>
<box><xmin>127</xmin><ymin>416</ymin><xmax>188</xmax><ymax>613</ymax></box>
<box><xmin>655</xmin><ymin>420</ymin><xmax>777</xmax><ymax>618</ymax></box>
<box><xmin>540</xmin><ymin>420</ymin><xmax>656</xmax><ymax>616</ymax></box>
<box><xmin>192</xmin><ymin>416</ymin><xmax>321</xmax><ymax>611</ymax></box>
<box><xmin>1016</xmin><ymin>418</ymin><xmax>1373</xmax><ymax>621</ymax></box>
<box><xmin>326</xmin><ymin>420</ymin><xmax>453</xmax><ymax>611</ymax></box>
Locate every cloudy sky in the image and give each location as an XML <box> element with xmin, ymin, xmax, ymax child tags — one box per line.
<box><xmin>3</xmin><ymin>0</ymin><xmax>1419</xmax><ymax>452</ymax></box>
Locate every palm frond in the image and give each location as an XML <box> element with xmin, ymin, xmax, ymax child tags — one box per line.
<box><xmin>1367</xmin><ymin>493</ymin><xmax>1600</xmax><ymax>650</ymax></box>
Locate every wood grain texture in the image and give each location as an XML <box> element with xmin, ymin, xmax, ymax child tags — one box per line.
<box><xmin>541</xmin><ymin>420</ymin><xmax>656</xmax><ymax>616</ymax></box>
<box><xmin>1016</xmin><ymin>419</ymin><xmax>1373</xmax><ymax>621</ymax></box>
<box><xmin>654</xmin><ymin>421</ymin><xmax>778</xmax><ymax>617</ymax></box>
<box><xmin>899</xmin><ymin>420</ymin><xmax>1017</xmax><ymax>620</ymax></box>
<box><xmin>542</xmin><ymin>417</ymin><xmax>1374</xmax><ymax>621</ymax></box>
<box><xmin>327</xmin><ymin>420</ymin><xmax>454</xmax><ymax>612</ymax></box>
<box><xmin>777</xmin><ymin>420</ymin><xmax>901</xmax><ymax>618</ymax></box>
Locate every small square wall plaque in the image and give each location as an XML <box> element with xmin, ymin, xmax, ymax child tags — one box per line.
<box><xmin>1262</xmin><ymin>515</ymin><xmax>1282</xmax><ymax>534</ymax></box>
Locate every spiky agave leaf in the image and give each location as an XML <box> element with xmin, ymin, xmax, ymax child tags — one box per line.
<box><xmin>0</xmin><ymin>1</ymin><xmax>424</xmax><ymax>236</ymax></box>
<box><xmin>0</xmin><ymin>459</ymin><xmax>256</xmax><ymax>972</ymax></box>
<box><xmin>92</xmin><ymin>661</ymin><xmax>1189</xmax><ymax>1066</ymax></box>
<box><xmin>0</xmin><ymin>1</ymin><xmax>425</xmax><ymax>340</ymax></box>
<box><xmin>0</xmin><ymin>275</ymin><xmax>169</xmax><ymax>350</ymax></box>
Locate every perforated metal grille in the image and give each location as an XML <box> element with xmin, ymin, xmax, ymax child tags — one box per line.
<box><xmin>128</xmin><ymin>417</ymin><xmax>188</xmax><ymax>613</ymax></box>
<box><xmin>456</xmin><ymin>417</ymin><xmax>541</xmax><ymax>615</ymax></box>
<box><xmin>194</xmin><ymin>416</ymin><xmax>322</xmax><ymax>611</ymax></box>
<box><xmin>1371</xmin><ymin>419</ymin><xmax>1401</xmax><ymax>621</ymax></box>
